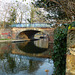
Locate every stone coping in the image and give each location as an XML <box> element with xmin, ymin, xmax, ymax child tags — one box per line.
<box><xmin>68</xmin><ymin>28</ymin><xmax>75</xmax><ymax>33</ymax></box>
<box><xmin>0</xmin><ymin>39</ymin><xmax>30</xmax><ymax>43</ymax></box>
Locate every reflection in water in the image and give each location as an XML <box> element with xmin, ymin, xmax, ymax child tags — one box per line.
<box><xmin>0</xmin><ymin>42</ymin><xmax>12</xmax><ymax>53</ymax></box>
<box><xmin>0</xmin><ymin>39</ymin><xmax>54</xmax><ymax>75</ymax></box>
<box><xmin>0</xmin><ymin>54</ymin><xmax>54</xmax><ymax>75</ymax></box>
<box><xmin>16</xmin><ymin>39</ymin><xmax>48</xmax><ymax>54</ymax></box>
<box><xmin>34</xmin><ymin>39</ymin><xmax>48</xmax><ymax>48</ymax></box>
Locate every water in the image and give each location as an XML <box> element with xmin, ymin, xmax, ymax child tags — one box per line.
<box><xmin>0</xmin><ymin>39</ymin><xmax>54</xmax><ymax>75</ymax></box>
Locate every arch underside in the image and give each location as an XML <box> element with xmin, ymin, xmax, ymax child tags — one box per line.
<box><xmin>16</xmin><ymin>30</ymin><xmax>47</xmax><ymax>39</ymax></box>
<box><xmin>17</xmin><ymin>30</ymin><xmax>41</xmax><ymax>39</ymax></box>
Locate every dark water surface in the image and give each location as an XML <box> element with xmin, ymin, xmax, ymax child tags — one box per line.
<box><xmin>0</xmin><ymin>39</ymin><xmax>54</xmax><ymax>75</ymax></box>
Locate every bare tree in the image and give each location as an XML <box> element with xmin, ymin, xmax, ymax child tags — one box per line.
<box><xmin>35</xmin><ymin>0</ymin><xmax>75</xmax><ymax>22</ymax></box>
<box><xmin>28</xmin><ymin>4</ymin><xmax>49</xmax><ymax>23</ymax></box>
<box><xmin>0</xmin><ymin>2</ymin><xmax>13</xmax><ymax>28</ymax></box>
<box><xmin>0</xmin><ymin>1</ymin><xmax>30</xmax><ymax>28</ymax></box>
<box><xmin>15</xmin><ymin>1</ymin><xmax>30</xmax><ymax>23</ymax></box>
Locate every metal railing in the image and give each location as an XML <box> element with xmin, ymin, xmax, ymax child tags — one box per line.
<box><xmin>10</xmin><ymin>23</ymin><xmax>51</xmax><ymax>28</ymax></box>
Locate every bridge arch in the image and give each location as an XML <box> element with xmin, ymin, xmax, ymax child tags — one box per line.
<box><xmin>16</xmin><ymin>29</ymin><xmax>48</xmax><ymax>39</ymax></box>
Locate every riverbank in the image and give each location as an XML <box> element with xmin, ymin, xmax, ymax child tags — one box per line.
<box><xmin>0</xmin><ymin>39</ymin><xmax>30</xmax><ymax>43</ymax></box>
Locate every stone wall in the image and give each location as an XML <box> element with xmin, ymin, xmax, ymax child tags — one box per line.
<box><xmin>48</xmin><ymin>28</ymin><xmax>55</xmax><ymax>43</ymax></box>
<box><xmin>66</xmin><ymin>29</ymin><xmax>75</xmax><ymax>75</ymax></box>
<box><xmin>67</xmin><ymin>29</ymin><xmax>75</xmax><ymax>48</ymax></box>
<box><xmin>0</xmin><ymin>29</ymin><xmax>12</xmax><ymax>39</ymax></box>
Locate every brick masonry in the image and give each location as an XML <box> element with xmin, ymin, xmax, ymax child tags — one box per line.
<box><xmin>0</xmin><ymin>28</ymin><xmax>55</xmax><ymax>43</ymax></box>
<box><xmin>48</xmin><ymin>28</ymin><xmax>55</xmax><ymax>43</ymax></box>
<box><xmin>11</xmin><ymin>27</ymin><xmax>55</xmax><ymax>43</ymax></box>
<box><xmin>0</xmin><ymin>29</ymin><xmax>12</xmax><ymax>39</ymax></box>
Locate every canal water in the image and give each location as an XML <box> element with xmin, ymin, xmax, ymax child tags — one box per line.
<box><xmin>0</xmin><ymin>38</ymin><xmax>54</xmax><ymax>75</ymax></box>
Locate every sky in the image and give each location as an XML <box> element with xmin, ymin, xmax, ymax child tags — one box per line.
<box><xmin>0</xmin><ymin>0</ymin><xmax>34</xmax><ymax>4</ymax></box>
<box><xmin>0</xmin><ymin>0</ymin><xmax>50</xmax><ymax>23</ymax></box>
<box><xmin>0</xmin><ymin>0</ymin><xmax>34</xmax><ymax>23</ymax></box>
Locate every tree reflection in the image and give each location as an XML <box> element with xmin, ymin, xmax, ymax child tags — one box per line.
<box><xmin>0</xmin><ymin>40</ymin><xmax>51</xmax><ymax>75</ymax></box>
<box><xmin>0</xmin><ymin>53</ymin><xmax>44</xmax><ymax>75</ymax></box>
<box><xmin>28</xmin><ymin>60</ymin><xmax>43</xmax><ymax>73</ymax></box>
<box><xmin>7</xmin><ymin>56</ymin><xmax>16</xmax><ymax>73</ymax></box>
<box><xmin>3</xmin><ymin>54</ymin><xmax>16</xmax><ymax>74</ymax></box>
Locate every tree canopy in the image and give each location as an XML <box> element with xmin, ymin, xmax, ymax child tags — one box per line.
<box><xmin>34</xmin><ymin>0</ymin><xmax>75</xmax><ymax>21</ymax></box>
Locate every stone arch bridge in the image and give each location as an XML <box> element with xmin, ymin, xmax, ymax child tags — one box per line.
<box><xmin>11</xmin><ymin>27</ymin><xmax>54</xmax><ymax>40</ymax></box>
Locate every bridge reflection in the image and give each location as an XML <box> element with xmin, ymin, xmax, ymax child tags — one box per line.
<box><xmin>11</xmin><ymin>39</ymin><xmax>51</xmax><ymax>58</ymax></box>
<box><xmin>16</xmin><ymin>40</ymin><xmax>48</xmax><ymax>54</ymax></box>
<box><xmin>0</xmin><ymin>38</ymin><xmax>54</xmax><ymax>75</ymax></box>
<box><xmin>0</xmin><ymin>39</ymin><xmax>53</xmax><ymax>58</ymax></box>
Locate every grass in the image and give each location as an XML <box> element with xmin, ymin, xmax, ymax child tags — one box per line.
<box><xmin>0</xmin><ymin>39</ymin><xmax>11</xmax><ymax>40</ymax></box>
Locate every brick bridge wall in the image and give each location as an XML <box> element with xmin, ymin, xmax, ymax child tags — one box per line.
<box><xmin>11</xmin><ymin>27</ymin><xmax>55</xmax><ymax>43</ymax></box>
<box><xmin>0</xmin><ymin>28</ymin><xmax>55</xmax><ymax>43</ymax></box>
<box><xmin>0</xmin><ymin>29</ymin><xmax>12</xmax><ymax>39</ymax></box>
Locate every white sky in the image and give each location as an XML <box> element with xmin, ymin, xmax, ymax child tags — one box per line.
<box><xmin>0</xmin><ymin>0</ymin><xmax>33</xmax><ymax>4</ymax></box>
<box><xmin>0</xmin><ymin>0</ymin><xmax>49</xmax><ymax>23</ymax></box>
<box><xmin>0</xmin><ymin>0</ymin><xmax>34</xmax><ymax>23</ymax></box>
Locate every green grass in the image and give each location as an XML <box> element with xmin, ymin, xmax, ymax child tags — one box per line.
<box><xmin>0</xmin><ymin>39</ymin><xmax>11</xmax><ymax>40</ymax></box>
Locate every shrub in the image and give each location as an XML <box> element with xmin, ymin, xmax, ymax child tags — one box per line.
<box><xmin>52</xmin><ymin>26</ymin><xmax>68</xmax><ymax>75</ymax></box>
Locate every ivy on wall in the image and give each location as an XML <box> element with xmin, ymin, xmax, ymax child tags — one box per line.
<box><xmin>52</xmin><ymin>25</ymin><xmax>68</xmax><ymax>75</ymax></box>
